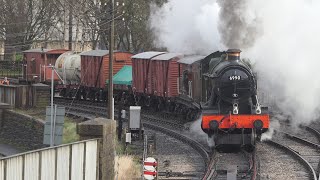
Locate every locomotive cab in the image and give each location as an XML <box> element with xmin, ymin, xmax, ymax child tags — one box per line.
<box><xmin>201</xmin><ymin>49</ymin><xmax>269</xmax><ymax>149</ymax></box>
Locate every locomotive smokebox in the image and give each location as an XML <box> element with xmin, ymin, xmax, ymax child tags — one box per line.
<box><xmin>226</xmin><ymin>49</ymin><xmax>241</xmax><ymax>61</ymax></box>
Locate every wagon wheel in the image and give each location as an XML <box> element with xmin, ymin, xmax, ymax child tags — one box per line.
<box><xmin>182</xmin><ymin>109</ymin><xmax>189</xmax><ymax>122</ymax></box>
<box><xmin>186</xmin><ymin>110</ymin><xmax>191</xmax><ymax>121</ymax></box>
<box><xmin>158</xmin><ymin>101</ymin><xmax>165</xmax><ymax>112</ymax></box>
<box><xmin>145</xmin><ymin>97</ymin><xmax>151</xmax><ymax>107</ymax></box>
<box><xmin>164</xmin><ymin>102</ymin><xmax>170</xmax><ymax>113</ymax></box>
<box><xmin>68</xmin><ymin>90</ymin><xmax>73</xmax><ymax>98</ymax></box>
<box><xmin>82</xmin><ymin>90</ymin><xmax>87</xmax><ymax>100</ymax></box>
<box><xmin>96</xmin><ymin>91</ymin><xmax>100</xmax><ymax>102</ymax></box>
<box><xmin>75</xmin><ymin>90</ymin><xmax>81</xmax><ymax>100</ymax></box>
<box><xmin>59</xmin><ymin>88</ymin><xmax>66</xmax><ymax>97</ymax></box>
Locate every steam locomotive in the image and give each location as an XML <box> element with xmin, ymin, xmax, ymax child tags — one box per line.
<box><xmin>201</xmin><ymin>49</ymin><xmax>269</xmax><ymax>148</ymax></box>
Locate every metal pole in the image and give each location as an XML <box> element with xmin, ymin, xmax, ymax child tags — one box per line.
<box><xmin>68</xmin><ymin>1</ymin><xmax>73</xmax><ymax>50</ymax></box>
<box><xmin>108</xmin><ymin>0</ymin><xmax>114</xmax><ymax>120</ymax></box>
<box><xmin>50</xmin><ymin>65</ymin><xmax>54</xmax><ymax>147</ymax></box>
<box><xmin>53</xmin><ymin>104</ymin><xmax>57</xmax><ymax>145</ymax></box>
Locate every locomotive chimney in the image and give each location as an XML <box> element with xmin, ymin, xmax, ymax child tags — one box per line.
<box><xmin>226</xmin><ymin>49</ymin><xmax>241</xmax><ymax>61</ymax></box>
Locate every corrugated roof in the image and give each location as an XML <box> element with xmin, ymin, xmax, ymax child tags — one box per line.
<box><xmin>23</xmin><ymin>49</ymin><xmax>68</xmax><ymax>54</ymax></box>
<box><xmin>131</xmin><ymin>51</ymin><xmax>166</xmax><ymax>59</ymax></box>
<box><xmin>23</xmin><ymin>48</ymin><xmax>51</xmax><ymax>53</ymax></box>
<box><xmin>80</xmin><ymin>50</ymin><xmax>110</xmax><ymax>57</ymax></box>
<box><xmin>177</xmin><ymin>55</ymin><xmax>205</xmax><ymax>64</ymax></box>
<box><xmin>106</xmin><ymin>65</ymin><xmax>132</xmax><ymax>85</ymax></box>
<box><xmin>151</xmin><ymin>53</ymin><xmax>183</xmax><ymax>61</ymax></box>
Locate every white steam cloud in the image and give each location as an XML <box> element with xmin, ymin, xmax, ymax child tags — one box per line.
<box><xmin>246</xmin><ymin>0</ymin><xmax>320</xmax><ymax>125</ymax></box>
<box><xmin>151</xmin><ymin>0</ymin><xmax>320</xmax><ymax>125</ymax></box>
<box><xmin>150</xmin><ymin>0</ymin><xmax>222</xmax><ymax>54</ymax></box>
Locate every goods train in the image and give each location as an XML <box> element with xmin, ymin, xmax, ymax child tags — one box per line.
<box><xmin>21</xmin><ymin>48</ymin><xmax>269</xmax><ymax>148</ymax></box>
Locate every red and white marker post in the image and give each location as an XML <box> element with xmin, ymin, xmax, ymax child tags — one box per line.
<box><xmin>143</xmin><ymin>157</ymin><xmax>158</xmax><ymax>180</ymax></box>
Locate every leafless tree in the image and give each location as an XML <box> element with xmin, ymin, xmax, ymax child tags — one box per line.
<box><xmin>0</xmin><ymin>0</ymin><xmax>168</xmax><ymax>59</ymax></box>
<box><xmin>0</xmin><ymin>0</ymin><xmax>59</xmax><ymax>60</ymax></box>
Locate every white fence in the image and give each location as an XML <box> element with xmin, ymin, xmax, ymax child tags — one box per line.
<box><xmin>0</xmin><ymin>139</ymin><xmax>100</xmax><ymax>180</ymax></box>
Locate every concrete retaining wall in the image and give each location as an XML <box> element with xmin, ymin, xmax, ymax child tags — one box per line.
<box><xmin>0</xmin><ymin>110</ymin><xmax>45</xmax><ymax>150</ymax></box>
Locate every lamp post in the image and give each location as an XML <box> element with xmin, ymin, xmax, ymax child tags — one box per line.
<box><xmin>50</xmin><ymin>64</ymin><xmax>54</xmax><ymax>147</ymax></box>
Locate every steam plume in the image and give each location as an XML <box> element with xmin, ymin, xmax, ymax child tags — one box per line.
<box><xmin>151</xmin><ymin>0</ymin><xmax>320</xmax><ymax>125</ymax></box>
<box><xmin>217</xmin><ymin>0</ymin><xmax>262</xmax><ymax>49</ymax></box>
<box><xmin>150</xmin><ymin>0</ymin><xmax>222</xmax><ymax>54</ymax></box>
<box><xmin>246</xmin><ymin>0</ymin><xmax>320</xmax><ymax>125</ymax></box>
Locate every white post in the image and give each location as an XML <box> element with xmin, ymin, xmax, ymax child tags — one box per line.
<box><xmin>40</xmin><ymin>64</ymin><xmax>42</xmax><ymax>82</ymax></box>
<box><xmin>112</xmin><ymin>97</ymin><xmax>114</xmax><ymax>120</ymax></box>
<box><xmin>53</xmin><ymin>104</ymin><xmax>57</xmax><ymax>145</ymax></box>
<box><xmin>44</xmin><ymin>65</ymin><xmax>46</xmax><ymax>81</ymax></box>
<box><xmin>50</xmin><ymin>65</ymin><xmax>54</xmax><ymax>147</ymax></box>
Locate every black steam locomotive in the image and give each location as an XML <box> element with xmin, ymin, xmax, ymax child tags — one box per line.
<box><xmin>201</xmin><ymin>49</ymin><xmax>269</xmax><ymax>147</ymax></box>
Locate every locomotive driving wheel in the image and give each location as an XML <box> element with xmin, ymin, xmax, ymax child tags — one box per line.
<box><xmin>251</xmin><ymin>129</ymin><xmax>257</xmax><ymax>146</ymax></box>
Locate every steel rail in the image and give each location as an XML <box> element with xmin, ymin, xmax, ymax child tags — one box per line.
<box><xmin>266</xmin><ymin>140</ymin><xmax>317</xmax><ymax>180</ymax></box>
<box><xmin>305</xmin><ymin>126</ymin><xmax>320</xmax><ymax>142</ymax></box>
<box><xmin>282</xmin><ymin>131</ymin><xmax>320</xmax><ymax>149</ymax></box>
<box><xmin>54</xmin><ymin>97</ymin><xmax>210</xmax><ymax>179</ymax></box>
<box><xmin>143</xmin><ymin>122</ymin><xmax>210</xmax><ymax>167</ymax></box>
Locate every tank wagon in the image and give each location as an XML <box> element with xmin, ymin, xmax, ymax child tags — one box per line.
<box><xmin>54</xmin><ymin>51</ymin><xmax>81</xmax><ymax>97</ymax></box>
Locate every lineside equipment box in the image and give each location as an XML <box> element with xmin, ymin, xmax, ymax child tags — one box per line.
<box><xmin>129</xmin><ymin>106</ymin><xmax>141</xmax><ymax>130</ymax></box>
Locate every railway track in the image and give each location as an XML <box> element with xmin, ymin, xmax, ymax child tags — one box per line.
<box><xmin>144</xmin><ymin>124</ymin><xmax>210</xmax><ymax>179</ymax></box>
<box><xmin>53</xmin><ymin>97</ymin><xmax>211</xmax><ymax>179</ymax></box>
<box><xmin>54</xmin><ymin>97</ymin><xmax>185</xmax><ymax>130</ymax></box>
<box><xmin>278</xmin><ymin>126</ymin><xmax>320</xmax><ymax>178</ymax></box>
<box><xmin>203</xmin><ymin>148</ymin><xmax>257</xmax><ymax>180</ymax></box>
<box><xmin>261</xmin><ymin>124</ymin><xmax>320</xmax><ymax>180</ymax></box>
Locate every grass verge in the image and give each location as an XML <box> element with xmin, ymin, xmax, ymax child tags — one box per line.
<box><xmin>115</xmin><ymin>155</ymin><xmax>141</xmax><ymax>179</ymax></box>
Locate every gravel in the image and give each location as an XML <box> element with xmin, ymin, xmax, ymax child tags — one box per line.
<box><xmin>144</xmin><ymin>129</ymin><xmax>205</xmax><ymax>179</ymax></box>
<box><xmin>257</xmin><ymin>142</ymin><xmax>310</xmax><ymax>180</ymax></box>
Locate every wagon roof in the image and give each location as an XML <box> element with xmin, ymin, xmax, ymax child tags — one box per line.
<box><xmin>80</xmin><ymin>50</ymin><xmax>116</xmax><ymax>57</ymax></box>
<box><xmin>177</xmin><ymin>55</ymin><xmax>206</xmax><ymax>64</ymax></box>
<box><xmin>131</xmin><ymin>51</ymin><xmax>166</xmax><ymax>59</ymax></box>
<box><xmin>23</xmin><ymin>48</ymin><xmax>68</xmax><ymax>54</ymax></box>
<box><xmin>151</xmin><ymin>53</ymin><xmax>183</xmax><ymax>61</ymax></box>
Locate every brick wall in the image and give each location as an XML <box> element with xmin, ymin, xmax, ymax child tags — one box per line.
<box><xmin>32</xmin><ymin>83</ymin><xmax>50</xmax><ymax>108</ymax></box>
<box><xmin>0</xmin><ymin>84</ymin><xmax>50</xmax><ymax>108</ymax></box>
<box><xmin>0</xmin><ymin>110</ymin><xmax>46</xmax><ymax>150</ymax></box>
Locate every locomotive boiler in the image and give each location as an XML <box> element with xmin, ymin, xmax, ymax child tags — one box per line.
<box><xmin>201</xmin><ymin>49</ymin><xmax>269</xmax><ymax>148</ymax></box>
